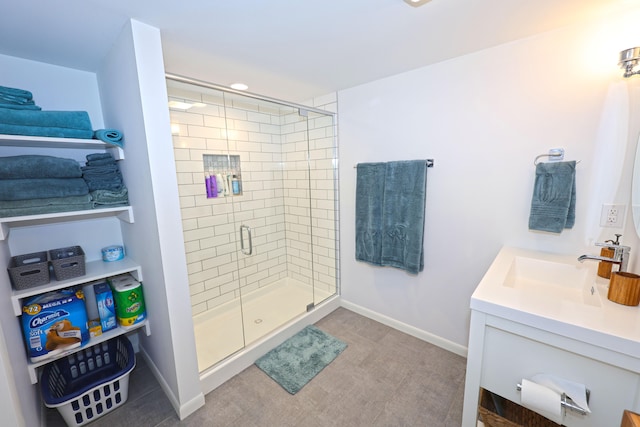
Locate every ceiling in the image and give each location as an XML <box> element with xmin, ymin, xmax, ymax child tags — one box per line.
<box><xmin>1</xmin><ymin>0</ymin><xmax>637</xmax><ymax>101</ymax></box>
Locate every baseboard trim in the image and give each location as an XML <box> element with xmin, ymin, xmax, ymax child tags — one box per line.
<box><xmin>340</xmin><ymin>300</ymin><xmax>468</xmax><ymax>358</ymax></box>
<box><xmin>139</xmin><ymin>346</ymin><xmax>205</xmax><ymax>420</ymax></box>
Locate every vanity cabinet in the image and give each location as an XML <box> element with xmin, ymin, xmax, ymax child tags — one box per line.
<box><xmin>462</xmin><ymin>247</ymin><xmax>640</xmax><ymax>427</ymax></box>
<box><xmin>468</xmin><ymin>313</ymin><xmax>640</xmax><ymax>427</ymax></box>
<box><xmin>0</xmin><ymin>134</ymin><xmax>150</xmax><ymax>384</ymax></box>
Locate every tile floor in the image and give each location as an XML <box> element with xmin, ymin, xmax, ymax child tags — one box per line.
<box><xmin>46</xmin><ymin>307</ymin><xmax>467</xmax><ymax>426</ymax></box>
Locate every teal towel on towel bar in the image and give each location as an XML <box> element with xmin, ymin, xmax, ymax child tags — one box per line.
<box><xmin>355</xmin><ymin>160</ymin><xmax>428</xmax><ymax>274</ymax></box>
<box><xmin>355</xmin><ymin>163</ymin><xmax>386</xmax><ymax>266</ymax></box>
<box><xmin>528</xmin><ymin>161</ymin><xmax>576</xmax><ymax>233</ymax></box>
<box><xmin>381</xmin><ymin>160</ymin><xmax>427</xmax><ymax>274</ymax></box>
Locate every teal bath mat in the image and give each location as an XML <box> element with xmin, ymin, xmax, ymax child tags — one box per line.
<box><xmin>255</xmin><ymin>325</ymin><xmax>347</xmax><ymax>394</ymax></box>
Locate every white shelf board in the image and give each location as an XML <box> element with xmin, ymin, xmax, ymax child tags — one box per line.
<box><xmin>28</xmin><ymin>320</ymin><xmax>150</xmax><ymax>384</ymax></box>
<box><xmin>0</xmin><ymin>134</ymin><xmax>124</xmax><ymax>159</ymax></box>
<box><xmin>0</xmin><ymin>206</ymin><xmax>133</xmax><ymax>240</ymax></box>
<box><xmin>11</xmin><ymin>256</ymin><xmax>142</xmax><ymax>316</ymax></box>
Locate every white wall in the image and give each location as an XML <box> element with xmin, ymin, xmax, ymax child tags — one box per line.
<box><xmin>338</xmin><ymin>9</ymin><xmax>640</xmax><ymax>350</ymax></box>
<box><xmin>97</xmin><ymin>20</ymin><xmax>204</xmax><ymax>418</ymax></box>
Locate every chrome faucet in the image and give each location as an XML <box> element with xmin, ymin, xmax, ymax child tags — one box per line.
<box><xmin>578</xmin><ymin>237</ymin><xmax>631</xmax><ymax>272</ymax></box>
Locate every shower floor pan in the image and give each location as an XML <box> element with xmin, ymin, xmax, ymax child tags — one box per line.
<box><xmin>193</xmin><ymin>278</ymin><xmax>333</xmax><ymax>372</ymax></box>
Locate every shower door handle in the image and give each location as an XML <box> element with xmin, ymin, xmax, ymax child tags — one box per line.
<box><xmin>240</xmin><ymin>225</ymin><xmax>253</xmax><ymax>255</ymax></box>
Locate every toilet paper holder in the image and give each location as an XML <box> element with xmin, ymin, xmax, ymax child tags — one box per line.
<box><xmin>516</xmin><ymin>383</ymin><xmax>590</xmax><ymax>416</ymax></box>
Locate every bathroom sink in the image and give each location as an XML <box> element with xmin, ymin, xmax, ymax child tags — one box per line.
<box><xmin>502</xmin><ymin>255</ymin><xmax>601</xmax><ymax>307</ymax></box>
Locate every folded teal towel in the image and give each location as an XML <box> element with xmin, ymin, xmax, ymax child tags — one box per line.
<box><xmin>0</xmin><ymin>104</ymin><xmax>42</xmax><ymax>111</ymax></box>
<box><xmin>0</xmin><ymin>85</ymin><xmax>33</xmax><ymax>101</ymax></box>
<box><xmin>0</xmin><ymin>155</ymin><xmax>82</xmax><ymax>179</ymax></box>
<box><xmin>0</xmin><ymin>203</ymin><xmax>93</xmax><ymax>218</ymax></box>
<box><xmin>0</xmin><ymin>108</ymin><xmax>90</xmax><ymax>128</ymax></box>
<box><xmin>0</xmin><ymin>178</ymin><xmax>88</xmax><ymax>201</ymax></box>
<box><xmin>356</xmin><ymin>160</ymin><xmax>428</xmax><ymax>274</ymax></box>
<box><xmin>0</xmin><ymin>194</ymin><xmax>91</xmax><ymax>209</ymax></box>
<box><xmin>90</xmin><ymin>188</ymin><xmax>129</xmax><ymax>207</ymax></box>
<box><xmin>528</xmin><ymin>161</ymin><xmax>576</xmax><ymax>233</ymax></box>
<box><xmin>93</xmin><ymin>129</ymin><xmax>123</xmax><ymax>147</ymax></box>
<box><xmin>0</xmin><ymin>124</ymin><xmax>93</xmax><ymax>139</ymax></box>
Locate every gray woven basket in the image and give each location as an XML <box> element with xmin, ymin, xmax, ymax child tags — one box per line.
<box><xmin>7</xmin><ymin>251</ymin><xmax>50</xmax><ymax>289</ymax></box>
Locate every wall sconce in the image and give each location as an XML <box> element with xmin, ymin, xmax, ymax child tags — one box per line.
<box><xmin>403</xmin><ymin>0</ymin><xmax>431</xmax><ymax>7</ymax></box>
<box><xmin>620</xmin><ymin>47</ymin><xmax>640</xmax><ymax>78</ymax></box>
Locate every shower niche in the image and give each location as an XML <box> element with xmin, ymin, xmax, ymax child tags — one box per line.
<box><xmin>167</xmin><ymin>77</ymin><xmax>339</xmax><ymax>373</ymax></box>
<box><xmin>203</xmin><ymin>154</ymin><xmax>242</xmax><ymax>198</ymax></box>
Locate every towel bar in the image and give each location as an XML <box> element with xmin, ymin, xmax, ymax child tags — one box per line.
<box><xmin>353</xmin><ymin>159</ymin><xmax>434</xmax><ymax>168</ymax></box>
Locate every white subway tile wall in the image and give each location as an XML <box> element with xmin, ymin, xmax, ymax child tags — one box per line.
<box><xmin>168</xmin><ymin>84</ymin><xmax>338</xmax><ymax>316</ymax></box>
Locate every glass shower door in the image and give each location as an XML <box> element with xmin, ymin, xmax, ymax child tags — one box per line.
<box><xmin>168</xmin><ymin>76</ymin><xmax>338</xmax><ymax>373</ymax></box>
<box><xmin>223</xmin><ymin>92</ymin><xmax>315</xmax><ymax>346</ymax></box>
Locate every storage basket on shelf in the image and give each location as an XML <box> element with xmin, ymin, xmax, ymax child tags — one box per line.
<box><xmin>7</xmin><ymin>251</ymin><xmax>49</xmax><ymax>289</ymax></box>
<box><xmin>479</xmin><ymin>388</ymin><xmax>561</xmax><ymax>427</ymax></box>
<box><xmin>49</xmin><ymin>245</ymin><xmax>85</xmax><ymax>281</ymax></box>
<box><xmin>41</xmin><ymin>336</ymin><xmax>135</xmax><ymax>427</ymax></box>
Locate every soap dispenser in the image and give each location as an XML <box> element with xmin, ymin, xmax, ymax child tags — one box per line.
<box><xmin>597</xmin><ymin>234</ymin><xmax>621</xmax><ymax>279</ymax></box>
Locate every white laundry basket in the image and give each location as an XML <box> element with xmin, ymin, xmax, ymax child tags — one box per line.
<box><xmin>41</xmin><ymin>336</ymin><xmax>136</xmax><ymax>426</ymax></box>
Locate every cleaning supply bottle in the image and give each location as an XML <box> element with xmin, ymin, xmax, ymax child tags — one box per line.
<box><xmin>597</xmin><ymin>234</ymin><xmax>621</xmax><ymax>279</ymax></box>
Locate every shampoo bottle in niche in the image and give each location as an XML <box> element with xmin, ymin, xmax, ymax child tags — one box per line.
<box><xmin>215</xmin><ymin>174</ymin><xmax>225</xmax><ymax>196</ymax></box>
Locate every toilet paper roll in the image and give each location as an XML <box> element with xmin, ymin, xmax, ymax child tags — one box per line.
<box><xmin>531</xmin><ymin>373</ymin><xmax>591</xmax><ymax>413</ymax></box>
<box><xmin>520</xmin><ymin>378</ymin><xmax>563</xmax><ymax>424</ymax></box>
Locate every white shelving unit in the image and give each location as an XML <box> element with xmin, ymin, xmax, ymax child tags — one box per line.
<box><xmin>0</xmin><ymin>134</ymin><xmax>124</xmax><ymax>159</ymax></box>
<box><xmin>1</xmin><ymin>133</ymin><xmax>150</xmax><ymax>385</ymax></box>
<box><xmin>11</xmin><ymin>256</ymin><xmax>142</xmax><ymax>316</ymax></box>
<box><xmin>0</xmin><ymin>206</ymin><xmax>133</xmax><ymax>240</ymax></box>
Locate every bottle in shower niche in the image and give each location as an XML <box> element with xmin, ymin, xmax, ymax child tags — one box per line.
<box><xmin>209</xmin><ymin>174</ymin><xmax>217</xmax><ymax>198</ymax></box>
<box><xmin>205</xmin><ymin>174</ymin><xmax>217</xmax><ymax>198</ymax></box>
<box><xmin>232</xmin><ymin>175</ymin><xmax>241</xmax><ymax>195</ymax></box>
<box><xmin>215</xmin><ymin>174</ymin><xmax>225</xmax><ymax>196</ymax></box>
<box><xmin>204</xmin><ymin>175</ymin><xmax>212</xmax><ymax>198</ymax></box>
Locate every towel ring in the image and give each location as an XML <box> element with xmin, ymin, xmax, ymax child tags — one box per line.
<box><xmin>533</xmin><ymin>152</ymin><xmax>563</xmax><ymax>166</ymax></box>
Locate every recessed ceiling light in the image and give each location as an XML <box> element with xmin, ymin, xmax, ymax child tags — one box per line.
<box><xmin>404</xmin><ymin>0</ymin><xmax>431</xmax><ymax>6</ymax></box>
<box><xmin>230</xmin><ymin>83</ymin><xmax>249</xmax><ymax>91</ymax></box>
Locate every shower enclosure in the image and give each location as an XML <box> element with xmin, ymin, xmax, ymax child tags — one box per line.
<box><xmin>166</xmin><ymin>76</ymin><xmax>339</xmax><ymax>372</ymax></box>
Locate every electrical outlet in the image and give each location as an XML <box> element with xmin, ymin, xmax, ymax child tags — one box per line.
<box><xmin>600</xmin><ymin>204</ymin><xmax>626</xmax><ymax>228</ymax></box>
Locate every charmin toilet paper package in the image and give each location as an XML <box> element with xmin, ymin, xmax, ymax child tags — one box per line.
<box><xmin>21</xmin><ymin>288</ymin><xmax>89</xmax><ymax>362</ymax></box>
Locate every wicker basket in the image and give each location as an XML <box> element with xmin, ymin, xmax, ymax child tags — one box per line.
<box><xmin>49</xmin><ymin>246</ymin><xmax>85</xmax><ymax>281</ymax></box>
<box><xmin>7</xmin><ymin>251</ymin><xmax>50</xmax><ymax>289</ymax></box>
<box><xmin>479</xmin><ymin>388</ymin><xmax>562</xmax><ymax>427</ymax></box>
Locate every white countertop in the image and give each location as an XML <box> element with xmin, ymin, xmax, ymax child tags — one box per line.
<box><xmin>471</xmin><ymin>246</ymin><xmax>640</xmax><ymax>360</ymax></box>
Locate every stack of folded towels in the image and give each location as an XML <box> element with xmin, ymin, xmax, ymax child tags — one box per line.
<box><xmin>0</xmin><ymin>85</ymin><xmax>93</xmax><ymax>139</ymax></box>
<box><xmin>0</xmin><ymin>155</ymin><xmax>91</xmax><ymax>218</ymax></box>
<box><xmin>82</xmin><ymin>153</ymin><xmax>129</xmax><ymax>208</ymax></box>
<box><xmin>0</xmin><ymin>84</ymin><xmax>120</xmax><ymax>141</ymax></box>
<box><xmin>0</xmin><ymin>86</ymin><xmax>41</xmax><ymax>110</ymax></box>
